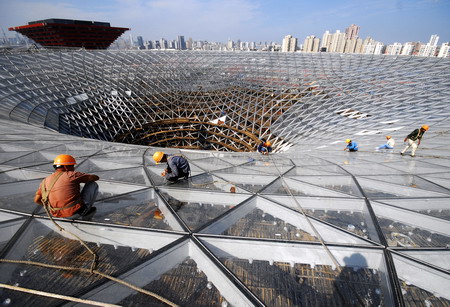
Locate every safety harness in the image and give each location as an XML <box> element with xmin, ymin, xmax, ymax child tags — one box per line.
<box><xmin>40</xmin><ymin>172</ymin><xmax>81</xmax><ymax>213</ymax></box>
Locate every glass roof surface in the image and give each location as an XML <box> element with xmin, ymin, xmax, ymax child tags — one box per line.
<box><xmin>0</xmin><ymin>49</ymin><xmax>449</xmax><ymax>306</ymax></box>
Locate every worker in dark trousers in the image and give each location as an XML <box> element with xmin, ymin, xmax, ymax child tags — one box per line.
<box><xmin>344</xmin><ymin>139</ymin><xmax>358</xmax><ymax>152</ymax></box>
<box><xmin>153</xmin><ymin>151</ymin><xmax>190</xmax><ymax>182</ymax></box>
<box><xmin>34</xmin><ymin>155</ymin><xmax>99</xmax><ymax>218</ymax></box>
<box><xmin>257</xmin><ymin>140</ymin><xmax>272</xmax><ymax>155</ymax></box>
<box><xmin>401</xmin><ymin>125</ymin><xmax>429</xmax><ymax>157</ymax></box>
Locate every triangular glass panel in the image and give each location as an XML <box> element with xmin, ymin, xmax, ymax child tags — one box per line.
<box><xmin>87</xmin><ymin>167</ymin><xmax>151</xmax><ymax>185</ymax></box>
<box><xmin>0</xmin><ymin>166</ymin><xmax>48</xmax><ymax>183</ymax></box>
<box><xmin>0</xmin><ymin>217</ymin><xmax>27</xmax><ymax>252</ymax></box>
<box><xmin>289</xmin><ymin>175</ymin><xmax>363</xmax><ymax>197</ymax></box>
<box><xmin>360</xmin><ymin>175</ymin><xmax>450</xmax><ymax>195</ymax></box>
<box><xmin>262</xmin><ymin>177</ymin><xmax>358</xmax><ymax>197</ymax></box>
<box><xmin>146</xmin><ymin>164</ymin><xmax>205</xmax><ymax>186</ymax></box>
<box><xmin>166</xmin><ymin>173</ymin><xmax>251</xmax><ymax>194</ymax></box>
<box><xmin>190</xmin><ymin>157</ymin><xmax>234</xmax><ymax>172</ymax></box>
<box><xmin>201</xmin><ymin>237</ymin><xmax>388</xmax><ymax>306</ymax></box>
<box><xmin>392</xmin><ymin>253</ymin><xmax>450</xmax><ymax>305</ymax></box>
<box><xmin>372</xmin><ymin>201</ymin><xmax>450</xmax><ymax>247</ymax></box>
<box><xmin>159</xmin><ymin>188</ymin><xmax>250</xmax><ymax>231</ymax></box>
<box><xmin>201</xmin><ymin>197</ymin><xmax>370</xmax><ymax>245</ymax></box>
<box><xmin>375</xmin><ymin>198</ymin><xmax>450</xmax><ymax>221</ymax></box>
<box><xmin>0</xmin><ymin>179</ymin><xmax>43</xmax><ymax>213</ymax></box>
<box><xmin>357</xmin><ymin>177</ymin><xmax>449</xmax><ymax>198</ymax></box>
<box><xmin>211</xmin><ymin>173</ymin><xmax>278</xmax><ymax>193</ymax></box>
<box><xmin>87</xmin><ymin>188</ymin><xmax>184</xmax><ymax>230</ymax></box>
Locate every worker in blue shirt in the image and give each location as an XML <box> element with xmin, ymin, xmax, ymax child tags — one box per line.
<box><xmin>257</xmin><ymin>140</ymin><xmax>272</xmax><ymax>155</ymax></box>
<box><xmin>153</xmin><ymin>151</ymin><xmax>190</xmax><ymax>182</ymax></box>
<box><xmin>344</xmin><ymin>139</ymin><xmax>358</xmax><ymax>152</ymax></box>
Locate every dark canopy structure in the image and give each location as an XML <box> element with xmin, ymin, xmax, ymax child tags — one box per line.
<box><xmin>9</xmin><ymin>19</ymin><xmax>129</xmax><ymax>49</ymax></box>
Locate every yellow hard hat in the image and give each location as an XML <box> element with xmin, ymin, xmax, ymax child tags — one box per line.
<box><xmin>53</xmin><ymin>154</ymin><xmax>76</xmax><ymax>165</ymax></box>
<box><xmin>265</xmin><ymin>141</ymin><xmax>272</xmax><ymax>147</ymax></box>
<box><xmin>421</xmin><ymin>125</ymin><xmax>429</xmax><ymax>131</ymax></box>
<box><xmin>345</xmin><ymin>139</ymin><xmax>351</xmax><ymax>143</ymax></box>
<box><xmin>386</xmin><ymin>135</ymin><xmax>391</xmax><ymax>139</ymax></box>
<box><xmin>153</xmin><ymin>151</ymin><xmax>164</xmax><ymax>164</ymax></box>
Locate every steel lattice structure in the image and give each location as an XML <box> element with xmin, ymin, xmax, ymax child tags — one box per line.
<box><xmin>1</xmin><ymin>49</ymin><xmax>449</xmax><ymax>152</ymax></box>
<box><xmin>0</xmin><ymin>48</ymin><xmax>450</xmax><ymax>306</ymax></box>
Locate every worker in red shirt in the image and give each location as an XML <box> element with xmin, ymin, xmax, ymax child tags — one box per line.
<box><xmin>34</xmin><ymin>154</ymin><xmax>99</xmax><ymax>218</ymax></box>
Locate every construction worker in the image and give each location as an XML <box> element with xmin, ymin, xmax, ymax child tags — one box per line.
<box><xmin>153</xmin><ymin>151</ymin><xmax>190</xmax><ymax>182</ymax></box>
<box><xmin>376</xmin><ymin>135</ymin><xmax>395</xmax><ymax>150</ymax></box>
<box><xmin>344</xmin><ymin>139</ymin><xmax>359</xmax><ymax>152</ymax></box>
<box><xmin>257</xmin><ymin>140</ymin><xmax>272</xmax><ymax>155</ymax></box>
<box><xmin>401</xmin><ymin>125</ymin><xmax>429</xmax><ymax>157</ymax></box>
<box><xmin>34</xmin><ymin>155</ymin><xmax>99</xmax><ymax>218</ymax></box>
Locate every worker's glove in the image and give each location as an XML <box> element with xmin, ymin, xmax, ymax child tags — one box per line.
<box><xmin>161</xmin><ymin>170</ymin><xmax>167</xmax><ymax>176</ymax></box>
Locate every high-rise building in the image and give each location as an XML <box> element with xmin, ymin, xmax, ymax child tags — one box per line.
<box><xmin>160</xmin><ymin>38</ymin><xmax>168</xmax><ymax>49</ymax></box>
<box><xmin>137</xmin><ymin>36</ymin><xmax>144</xmax><ymax>49</ymax></box>
<box><xmin>321</xmin><ymin>31</ymin><xmax>332</xmax><ymax>52</ymax></box>
<box><xmin>329</xmin><ymin>30</ymin><xmax>346</xmax><ymax>53</ymax></box>
<box><xmin>401</xmin><ymin>43</ymin><xmax>415</xmax><ymax>56</ymax></box>
<box><xmin>186</xmin><ymin>37</ymin><xmax>193</xmax><ymax>50</ymax></box>
<box><xmin>345</xmin><ymin>24</ymin><xmax>360</xmax><ymax>40</ymax></box>
<box><xmin>177</xmin><ymin>35</ymin><xmax>186</xmax><ymax>50</ymax></box>
<box><xmin>282</xmin><ymin>35</ymin><xmax>297</xmax><ymax>52</ymax></box>
<box><xmin>385</xmin><ymin>43</ymin><xmax>403</xmax><ymax>55</ymax></box>
<box><xmin>429</xmin><ymin>34</ymin><xmax>439</xmax><ymax>46</ymax></box>
<box><xmin>437</xmin><ymin>42</ymin><xmax>449</xmax><ymax>57</ymax></box>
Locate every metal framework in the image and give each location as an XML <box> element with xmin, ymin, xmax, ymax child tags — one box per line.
<box><xmin>0</xmin><ymin>48</ymin><xmax>449</xmax><ymax>306</ymax></box>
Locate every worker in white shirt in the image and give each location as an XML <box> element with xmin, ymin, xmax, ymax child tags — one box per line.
<box><xmin>376</xmin><ymin>135</ymin><xmax>395</xmax><ymax>151</ymax></box>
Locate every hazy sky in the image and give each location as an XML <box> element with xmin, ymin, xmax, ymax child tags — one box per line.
<box><xmin>1</xmin><ymin>0</ymin><xmax>449</xmax><ymax>45</ymax></box>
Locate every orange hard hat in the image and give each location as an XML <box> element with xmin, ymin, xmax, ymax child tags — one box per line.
<box><xmin>265</xmin><ymin>141</ymin><xmax>272</xmax><ymax>147</ymax></box>
<box><xmin>386</xmin><ymin>135</ymin><xmax>391</xmax><ymax>139</ymax></box>
<box><xmin>421</xmin><ymin>125</ymin><xmax>429</xmax><ymax>131</ymax></box>
<box><xmin>53</xmin><ymin>154</ymin><xmax>76</xmax><ymax>165</ymax></box>
<box><xmin>153</xmin><ymin>151</ymin><xmax>164</xmax><ymax>164</ymax></box>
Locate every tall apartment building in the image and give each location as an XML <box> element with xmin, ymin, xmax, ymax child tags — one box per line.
<box><xmin>386</xmin><ymin>43</ymin><xmax>403</xmax><ymax>55</ymax></box>
<box><xmin>438</xmin><ymin>42</ymin><xmax>450</xmax><ymax>57</ymax></box>
<box><xmin>329</xmin><ymin>30</ymin><xmax>346</xmax><ymax>53</ymax></box>
<box><xmin>282</xmin><ymin>35</ymin><xmax>297</xmax><ymax>52</ymax></box>
<box><xmin>321</xmin><ymin>31</ymin><xmax>332</xmax><ymax>52</ymax></box>
<box><xmin>345</xmin><ymin>24</ymin><xmax>360</xmax><ymax>40</ymax></box>
<box><xmin>177</xmin><ymin>36</ymin><xmax>186</xmax><ymax>50</ymax></box>
<box><xmin>303</xmin><ymin>35</ymin><xmax>319</xmax><ymax>52</ymax></box>
<box><xmin>419</xmin><ymin>34</ymin><xmax>439</xmax><ymax>57</ymax></box>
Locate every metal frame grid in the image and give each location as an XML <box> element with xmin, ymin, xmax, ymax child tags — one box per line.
<box><xmin>0</xmin><ymin>49</ymin><xmax>449</xmax><ymax>306</ymax></box>
<box><xmin>1</xmin><ymin>49</ymin><xmax>449</xmax><ymax>152</ymax></box>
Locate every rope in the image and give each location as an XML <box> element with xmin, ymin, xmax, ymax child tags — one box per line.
<box><xmin>0</xmin><ymin>283</ymin><xmax>120</xmax><ymax>307</ymax></box>
<box><xmin>0</xmin><ymin>258</ymin><xmax>178</xmax><ymax>307</ymax></box>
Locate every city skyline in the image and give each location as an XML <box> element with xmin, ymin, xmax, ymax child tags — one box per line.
<box><xmin>1</xmin><ymin>0</ymin><xmax>449</xmax><ymax>46</ymax></box>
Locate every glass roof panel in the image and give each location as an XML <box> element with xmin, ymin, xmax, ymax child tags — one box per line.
<box><xmin>159</xmin><ymin>188</ymin><xmax>250</xmax><ymax>231</ymax></box>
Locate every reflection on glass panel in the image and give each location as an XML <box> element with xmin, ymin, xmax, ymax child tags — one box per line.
<box><xmin>94</xmin><ymin>167</ymin><xmax>150</xmax><ymax>185</ymax></box>
<box><xmin>305</xmin><ymin>209</ymin><xmax>369</xmax><ymax>239</ymax></box>
<box><xmin>222</xmin><ymin>208</ymin><xmax>318</xmax><ymax>241</ymax></box>
<box><xmin>0</xmin><ymin>192</ymin><xmax>38</xmax><ymax>213</ymax></box>
<box><xmin>161</xmin><ymin>193</ymin><xmax>234</xmax><ymax>231</ymax></box>
<box><xmin>168</xmin><ymin>173</ymin><xmax>249</xmax><ymax>194</ymax></box>
<box><xmin>119</xmin><ymin>258</ymin><xmax>225</xmax><ymax>306</ymax></box>
<box><xmin>91</xmin><ymin>190</ymin><xmax>172</xmax><ymax>230</ymax></box>
<box><xmin>222</xmin><ymin>258</ymin><xmax>383</xmax><ymax>306</ymax></box>
<box><xmin>400</xmin><ymin>279</ymin><xmax>450</xmax><ymax>306</ymax></box>
<box><xmin>378</xmin><ymin>217</ymin><xmax>450</xmax><ymax>247</ymax></box>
